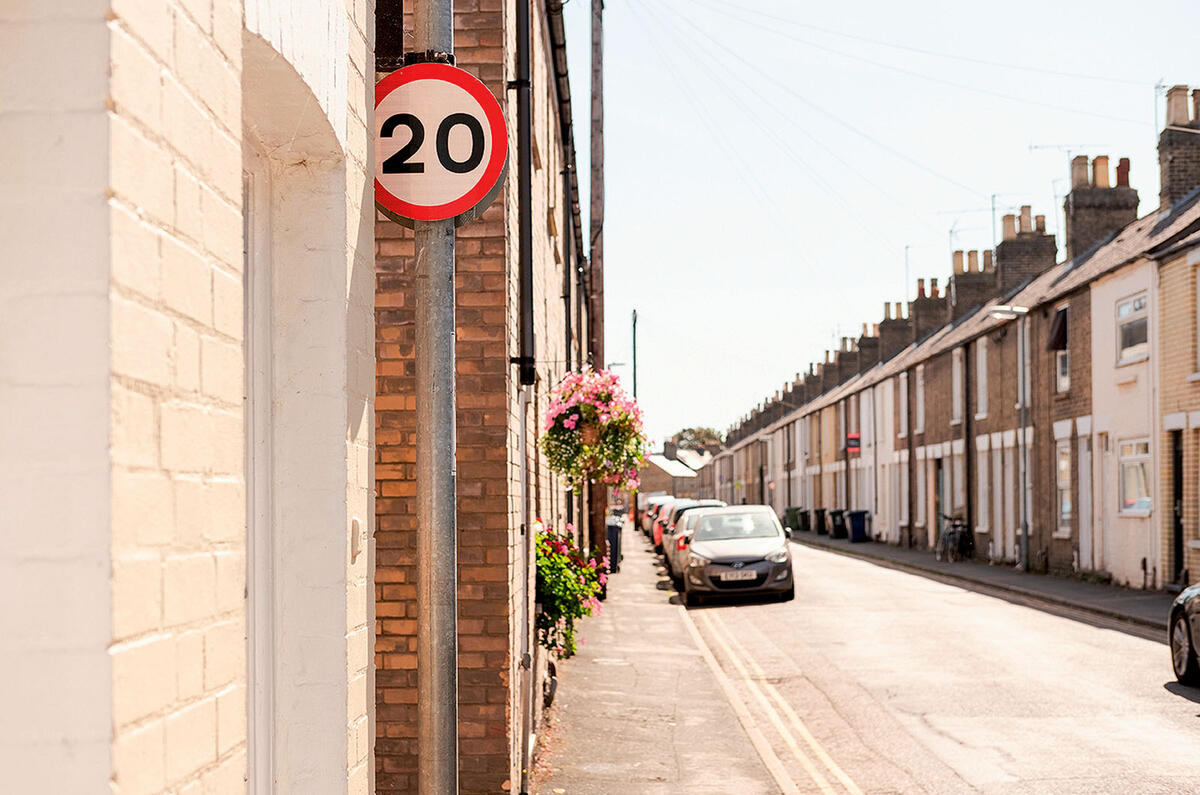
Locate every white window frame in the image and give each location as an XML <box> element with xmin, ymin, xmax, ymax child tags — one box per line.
<box><xmin>1117</xmin><ymin>438</ymin><xmax>1152</xmax><ymax>516</ymax></box>
<box><xmin>975</xmin><ymin>337</ymin><xmax>988</xmax><ymax>419</ymax></box>
<box><xmin>914</xmin><ymin>364</ymin><xmax>926</xmax><ymax>434</ymax></box>
<box><xmin>1055</xmin><ymin>349</ymin><xmax>1070</xmax><ymax>393</ymax></box>
<box><xmin>1116</xmin><ymin>292</ymin><xmax>1149</xmax><ymax>366</ymax></box>
<box><xmin>898</xmin><ymin>373</ymin><xmax>909</xmax><ymax>438</ymax></box>
<box><xmin>951</xmin><ymin>348</ymin><xmax>964</xmax><ymax>425</ymax></box>
<box><xmin>952</xmin><ymin>453</ymin><xmax>965</xmax><ymax>511</ymax></box>
<box><xmin>1056</xmin><ymin>439</ymin><xmax>1072</xmax><ymax>535</ymax></box>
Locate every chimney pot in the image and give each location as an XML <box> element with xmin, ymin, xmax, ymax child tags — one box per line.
<box><xmin>872</xmin><ymin>322</ymin><xmax>879</xmax><ymax>336</ymax></box>
<box><xmin>917</xmin><ymin>278</ymin><xmax>926</xmax><ymax>298</ymax></box>
<box><xmin>861</xmin><ymin>322</ymin><xmax>869</xmax><ymax>336</ymax></box>
<box><xmin>930</xmin><ymin>277</ymin><xmax>939</xmax><ymax>297</ymax></box>
<box><xmin>982</xmin><ymin>250</ymin><xmax>994</xmax><ymax>271</ymax></box>
<box><xmin>1166</xmin><ymin>85</ymin><xmax>1190</xmax><ymax>126</ymax></box>
<box><xmin>1070</xmin><ymin>154</ymin><xmax>1090</xmax><ymax>188</ymax></box>
<box><xmin>894</xmin><ymin>301</ymin><xmax>903</xmax><ymax>319</ymax></box>
<box><xmin>884</xmin><ymin>302</ymin><xmax>892</xmax><ymax>319</ymax></box>
<box><xmin>1002</xmin><ymin>214</ymin><xmax>1017</xmax><ymax>240</ymax></box>
<box><xmin>1193</xmin><ymin>89</ymin><xmax>1200</xmax><ymax>123</ymax></box>
<box><xmin>1035</xmin><ymin>214</ymin><xmax>1046</xmax><ymax>233</ymax></box>
<box><xmin>952</xmin><ymin>250</ymin><xmax>965</xmax><ymax>274</ymax></box>
<box><xmin>967</xmin><ymin>250</ymin><xmax>979</xmax><ymax>272</ymax></box>
<box><xmin>1116</xmin><ymin>157</ymin><xmax>1130</xmax><ymax>187</ymax></box>
<box><xmin>1092</xmin><ymin>155</ymin><xmax>1110</xmax><ymax>188</ymax></box>
<box><xmin>1019</xmin><ymin>205</ymin><xmax>1032</xmax><ymax>233</ymax></box>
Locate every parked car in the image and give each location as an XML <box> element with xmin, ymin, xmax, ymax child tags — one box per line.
<box><xmin>664</xmin><ymin>508</ymin><xmax>711</xmax><ymax>581</ymax></box>
<box><xmin>638</xmin><ymin>492</ymin><xmax>668</xmax><ymax>534</ymax></box>
<box><xmin>662</xmin><ymin>500</ymin><xmax>727</xmax><ymax>577</ymax></box>
<box><xmin>681</xmin><ymin>505</ymin><xmax>794</xmax><ymax>607</ymax></box>
<box><xmin>1170</xmin><ymin>583</ymin><xmax>1200</xmax><ymax>685</ymax></box>
<box><xmin>641</xmin><ymin>495</ymin><xmax>673</xmax><ymax>536</ymax></box>
<box><xmin>652</xmin><ymin>498</ymin><xmax>691</xmax><ymax>552</ymax></box>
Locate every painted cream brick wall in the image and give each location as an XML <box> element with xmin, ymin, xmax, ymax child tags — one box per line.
<box><xmin>108</xmin><ymin>1</ymin><xmax>246</xmax><ymax>792</ymax></box>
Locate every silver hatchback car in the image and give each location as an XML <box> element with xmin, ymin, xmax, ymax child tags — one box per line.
<box><xmin>681</xmin><ymin>505</ymin><xmax>794</xmax><ymax>607</ymax></box>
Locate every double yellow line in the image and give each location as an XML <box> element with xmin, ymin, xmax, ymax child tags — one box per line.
<box><xmin>679</xmin><ymin>606</ymin><xmax>864</xmax><ymax>795</ymax></box>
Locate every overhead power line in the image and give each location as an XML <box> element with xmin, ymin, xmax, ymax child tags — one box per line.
<box><xmin>686</xmin><ymin>0</ymin><xmax>1148</xmax><ymax>88</ymax></box>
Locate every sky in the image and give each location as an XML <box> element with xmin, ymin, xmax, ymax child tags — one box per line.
<box><xmin>559</xmin><ymin>0</ymin><xmax>1199</xmax><ymax>448</ymax></box>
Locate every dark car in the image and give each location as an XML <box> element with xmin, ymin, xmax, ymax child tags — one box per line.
<box><xmin>1170</xmin><ymin>583</ymin><xmax>1200</xmax><ymax>685</ymax></box>
<box><xmin>681</xmin><ymin>505</ymin><xmax>794</xmax><ymax>607</ymax></box>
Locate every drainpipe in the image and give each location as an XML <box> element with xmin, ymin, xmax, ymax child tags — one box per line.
<box><xmin>562</xmin><ymin>165</ymin><xmax>573</xmax><ymax>373</ymax></box>
<box><xmin>513</xmin><ymin>0</ymin><xmax>535</xmax><ymax>387</ymax></box>
<box><xmin>517</xmin><ymin>388</ymin><xmax>536</xmax><ymax>795</ymax></box>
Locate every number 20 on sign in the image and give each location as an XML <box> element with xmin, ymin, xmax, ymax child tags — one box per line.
<box><xmin>374</xmin><ymin>63</ymin><xmax>509</xmax><ymax>227</ymax></box>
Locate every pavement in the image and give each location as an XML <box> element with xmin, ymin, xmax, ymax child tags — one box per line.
<box><xmin>530</xmin><ymin>524</ymin><xmax>779</xmax><ymax>794</ymax></box>
<box><xmin>792</xmin><ymin>530</ymin><xmax>1175</xmax><ymax>634</ymax></box>
<box><xmin>532</xmin><ymin>525</ymin><xmax>1200</xmax><ymax>794</ymax></box>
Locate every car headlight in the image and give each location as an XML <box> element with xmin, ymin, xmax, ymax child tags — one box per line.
<box><xmin>765</xmin><ymin>547</ymin><xmax>790</xmax><ymax>564</ymax></box>
<box><xmin>687</xmin><ymin>552</ymin><xmax>710</xmax><ymax>567</ymax></box>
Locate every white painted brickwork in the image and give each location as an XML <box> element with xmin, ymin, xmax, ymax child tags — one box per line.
<box><xmin>1</xmin><ymin>0</ymin><xmax>373</xmax><ymax>791</ymax></box>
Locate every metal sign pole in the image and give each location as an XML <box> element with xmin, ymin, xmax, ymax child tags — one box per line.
<box><xmin>412</xmin><ymin>0</ymin><xmax>458</xmax><ymax>791</ymax></box>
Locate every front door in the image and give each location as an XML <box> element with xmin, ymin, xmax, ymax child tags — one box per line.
<box><xmin>934</xmin><ymin>458</ymin><xmax>946</xmax><ymax>545</ymax></box>
<box><xmin>1172</xmin><ymin>430</ymin><xmax>1185</xmax><ymax>583</ymax></box>
<box><xmin>1078</xmin><ymin>436</ymin><xmax>1093</xmax><ymax>570</ymax></box>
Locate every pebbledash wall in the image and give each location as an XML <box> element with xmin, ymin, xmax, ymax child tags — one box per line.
<box><xmin>1</xmin><ymin>1</ymin><xmax>374</xmax><ymax>792</ymax></box>
<box><xmin>373</xmin><ymin>0</ymin><xmax>587</xmax><ymax>791</ymax></box>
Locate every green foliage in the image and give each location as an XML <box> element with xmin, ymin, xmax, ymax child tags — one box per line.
<box><xmin>535</xmin><ymin>524</ymin><xmax>606</xmax><ymax>659</ymax></box>
<box><xmin>541</xmin><ymin>368</ymin><xmax>647</xmax><ymax>490</ymax></box>
<box><xmin>670</xmin><ymin>426</ymin><xmax>724</xmax><ymax>451</ymax></box>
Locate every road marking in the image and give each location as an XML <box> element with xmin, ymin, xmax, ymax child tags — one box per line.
<box><xmin>678</xmin><ymin>605</ymin><xmax>802</xmax><ymax>795</ymax></box>
<box><xmin>709</xmin><ymin>612</ymin><xmax>866</xmax><ymax>795</ymax></box>
<box><xmin>693</xmin><ymin>610</ymin><xmax>837</xmax><ymax>794</ymax></box>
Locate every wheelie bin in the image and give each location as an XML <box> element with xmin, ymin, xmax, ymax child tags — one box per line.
<box><xmin>847</xmin><ymin>509</ymin><xmax>870</xmax><ymax>543</ymax></box>
<box><xmin>829</xmin><ymin>509</ymin><xmax>847</xmax><ymax>539</ymax></box>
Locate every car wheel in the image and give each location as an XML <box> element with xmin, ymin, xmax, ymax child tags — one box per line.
<box><xmin>1171</xmin><ymin>612</ymin><xmax>1200</xmax><ymax>685</ymax></box>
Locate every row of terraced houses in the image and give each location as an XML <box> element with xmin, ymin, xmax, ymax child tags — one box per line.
<box><xmin>701</xmin><ymin>86</ymin><xmax>1200</xmax><ymax>592</ymax></box>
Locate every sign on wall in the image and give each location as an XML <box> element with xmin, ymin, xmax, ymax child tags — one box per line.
<box><xmin>374</xmin><ymin>63</ymin><xmax>508</xmax><ymax>227</ymax></box>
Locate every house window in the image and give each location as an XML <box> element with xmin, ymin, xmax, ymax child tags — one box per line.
<box><xmin>1055</xmin><ymin>351</ymin><xmax>1070</xmax><ymax>393</ymax></box>
<box><xmin>1048</xmin><ymin>306</ymin><xmax>1069</xmax><ymax>392</ymax></box>
<box><xmin>1056</xmin><ymin>441</ymin><xmax>1072</xmax><ymax>531</ymax></box>
<box><xmin>1116</xmin><ymin>294</ymin><xmax>1149</xmax><ymax>364</ymax></box>
<box><xmin>898</xmin><ymin>373</ymin><xmax>909</xmax><ymax>437</ymax></box>
<box><xmin>975</xmin><ymin>338</ymin><xmax>988</xmax><ymax>418</ymax></box>
<box><xmin>914</xmin><ymin>365</ymin><xmax>925</xmax><ymax>434</ymax></box>
<box><xmin>951</xmin><ymin>349</ymin><xmax>963</xmax><ymax>424</ymax></box>
<box><xmin>1118</xmin><ymin>439</ymin><xmax>1152</xmax><ymax>514</ymax></box>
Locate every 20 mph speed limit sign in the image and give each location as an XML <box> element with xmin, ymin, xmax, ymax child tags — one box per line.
<box><xmin>374</xmin><ymin>63</ymin><xmax>508</xmax><ymax>227</ymax></box>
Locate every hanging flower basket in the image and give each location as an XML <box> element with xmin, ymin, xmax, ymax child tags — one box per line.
<box><xmin>540</xmin><ymin>367</ymin><xmax>646</xmax><ymax>490</ymax></box>
<box><xmin>534</xmin><ymin>521</ymin><xmax>606</xmax><ymax>659</ymax></box>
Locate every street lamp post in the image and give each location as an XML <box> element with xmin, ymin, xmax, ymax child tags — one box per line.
<box><xmin>989</xmin><ymin>305</ymin><xmax>1031</xmax><ymax>571</ymax></box>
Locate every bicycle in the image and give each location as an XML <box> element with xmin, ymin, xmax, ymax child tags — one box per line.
<box><xmin>935</xmin><ymin>513</ymin><xmax>974</xmax><ymax>562</ymax></box>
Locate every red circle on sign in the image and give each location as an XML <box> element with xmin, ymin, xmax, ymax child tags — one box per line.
<box><xmin>374</xmin><ymin>63</ymin><xmax>508</xmax><ymax>223</ymax></box>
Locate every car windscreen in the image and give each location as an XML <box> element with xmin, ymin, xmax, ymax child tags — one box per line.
<box><xmin>693</xmin><ymin>512</ymin><xmax>780</xmax><ymax>542</ymax></box>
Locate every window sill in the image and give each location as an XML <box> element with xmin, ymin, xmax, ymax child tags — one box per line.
<box><xmin>1116</xmin><ymin>353</ymin><xmax>1149</xmax><ymax>368</ymax></box>
<box><xmin>950</xmin><ymin>419</ymin><xmax>962</xmax><ymax>427</ymax></box>
<box><xmin>1189</xmin><ymin>539</ymin><xmax>1200</xmax><ymax>550</ymax></box>
<box><xmin>1118</xmin><ymin>509</ymin><xmax>1152</xmax><ymax>519</ymax></box>
<box><xmin>1053</xmin><ymin>528</ymin><xmax>1072</xmax><ymax>539</ymax></box>
<box><xmin>1053</xmin><ymin>390</ymin><xmax>1070</xmax><ymax>400</ymax></box>
<box><xmin>974</xmin><ymin>412</ymin><xmax>988</xmax><ymax>421</ymax></box>
<box><xmin>1186</xmin><ymin>372</ymin><xmax>1200</xmax><ymax>383</ymax></box>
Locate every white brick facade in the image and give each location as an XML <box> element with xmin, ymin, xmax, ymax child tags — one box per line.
<box><xmin>1</xmin><ymin>1</ymin><xmax>374</xmax><ymax>791</ymax></box>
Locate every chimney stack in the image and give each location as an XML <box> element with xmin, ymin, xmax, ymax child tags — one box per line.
<box><xmin>1064</xmin><ymin>153</ymin><xmax>1139</xmax><ymax>260</ymax></box>
<box><xmin>1070</xmin><ymin>155</ymin><xmax>1089</xmax><ymax>188</ymax></box>
<box><xmin>1159</xmin><ymin>85</ymin><xmax>1200</xmax><ymax>211</ymax></box>
<box><xmin>996</xmin><ymin>204</ymin><xmax>1058</xmax><ymax>293</ymax></box>
<box><xmin>949</xmin><ymin>247</ymin><xmax>1000</xmax><ymax>321</ymax></box>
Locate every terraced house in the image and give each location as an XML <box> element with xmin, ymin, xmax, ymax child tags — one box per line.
<box><xmin>707</xmin><ymin>86</ymin><xmax>1200</xmax><ymax>592</ymax></box>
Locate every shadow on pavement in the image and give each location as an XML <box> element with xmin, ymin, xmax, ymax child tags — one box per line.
<box><xmin>1163</xmin><ymin>681</ymin><xmax>1200</xmax><ymax>705</ymax></box>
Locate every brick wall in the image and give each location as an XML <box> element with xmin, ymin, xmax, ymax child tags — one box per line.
<box><xmin>374</xmin><ymin>0</ymin><xmax>582</xmax><ymax>789</ymax></box>
<box><xmin>106</xmin><ymin>1</ymin><xmax>248</xmax><ymax>790</ymax></box>
<box><xmin>1159</xmin><ymin>246</ymin><xmax>1200</xmax><ymax>584</ymax></box>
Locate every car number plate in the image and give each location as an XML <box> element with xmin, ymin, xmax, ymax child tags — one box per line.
<box><xmin>720</xmin><ymin>570</ymin><xmax>756</xmax><ymax>581</ymax></box>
